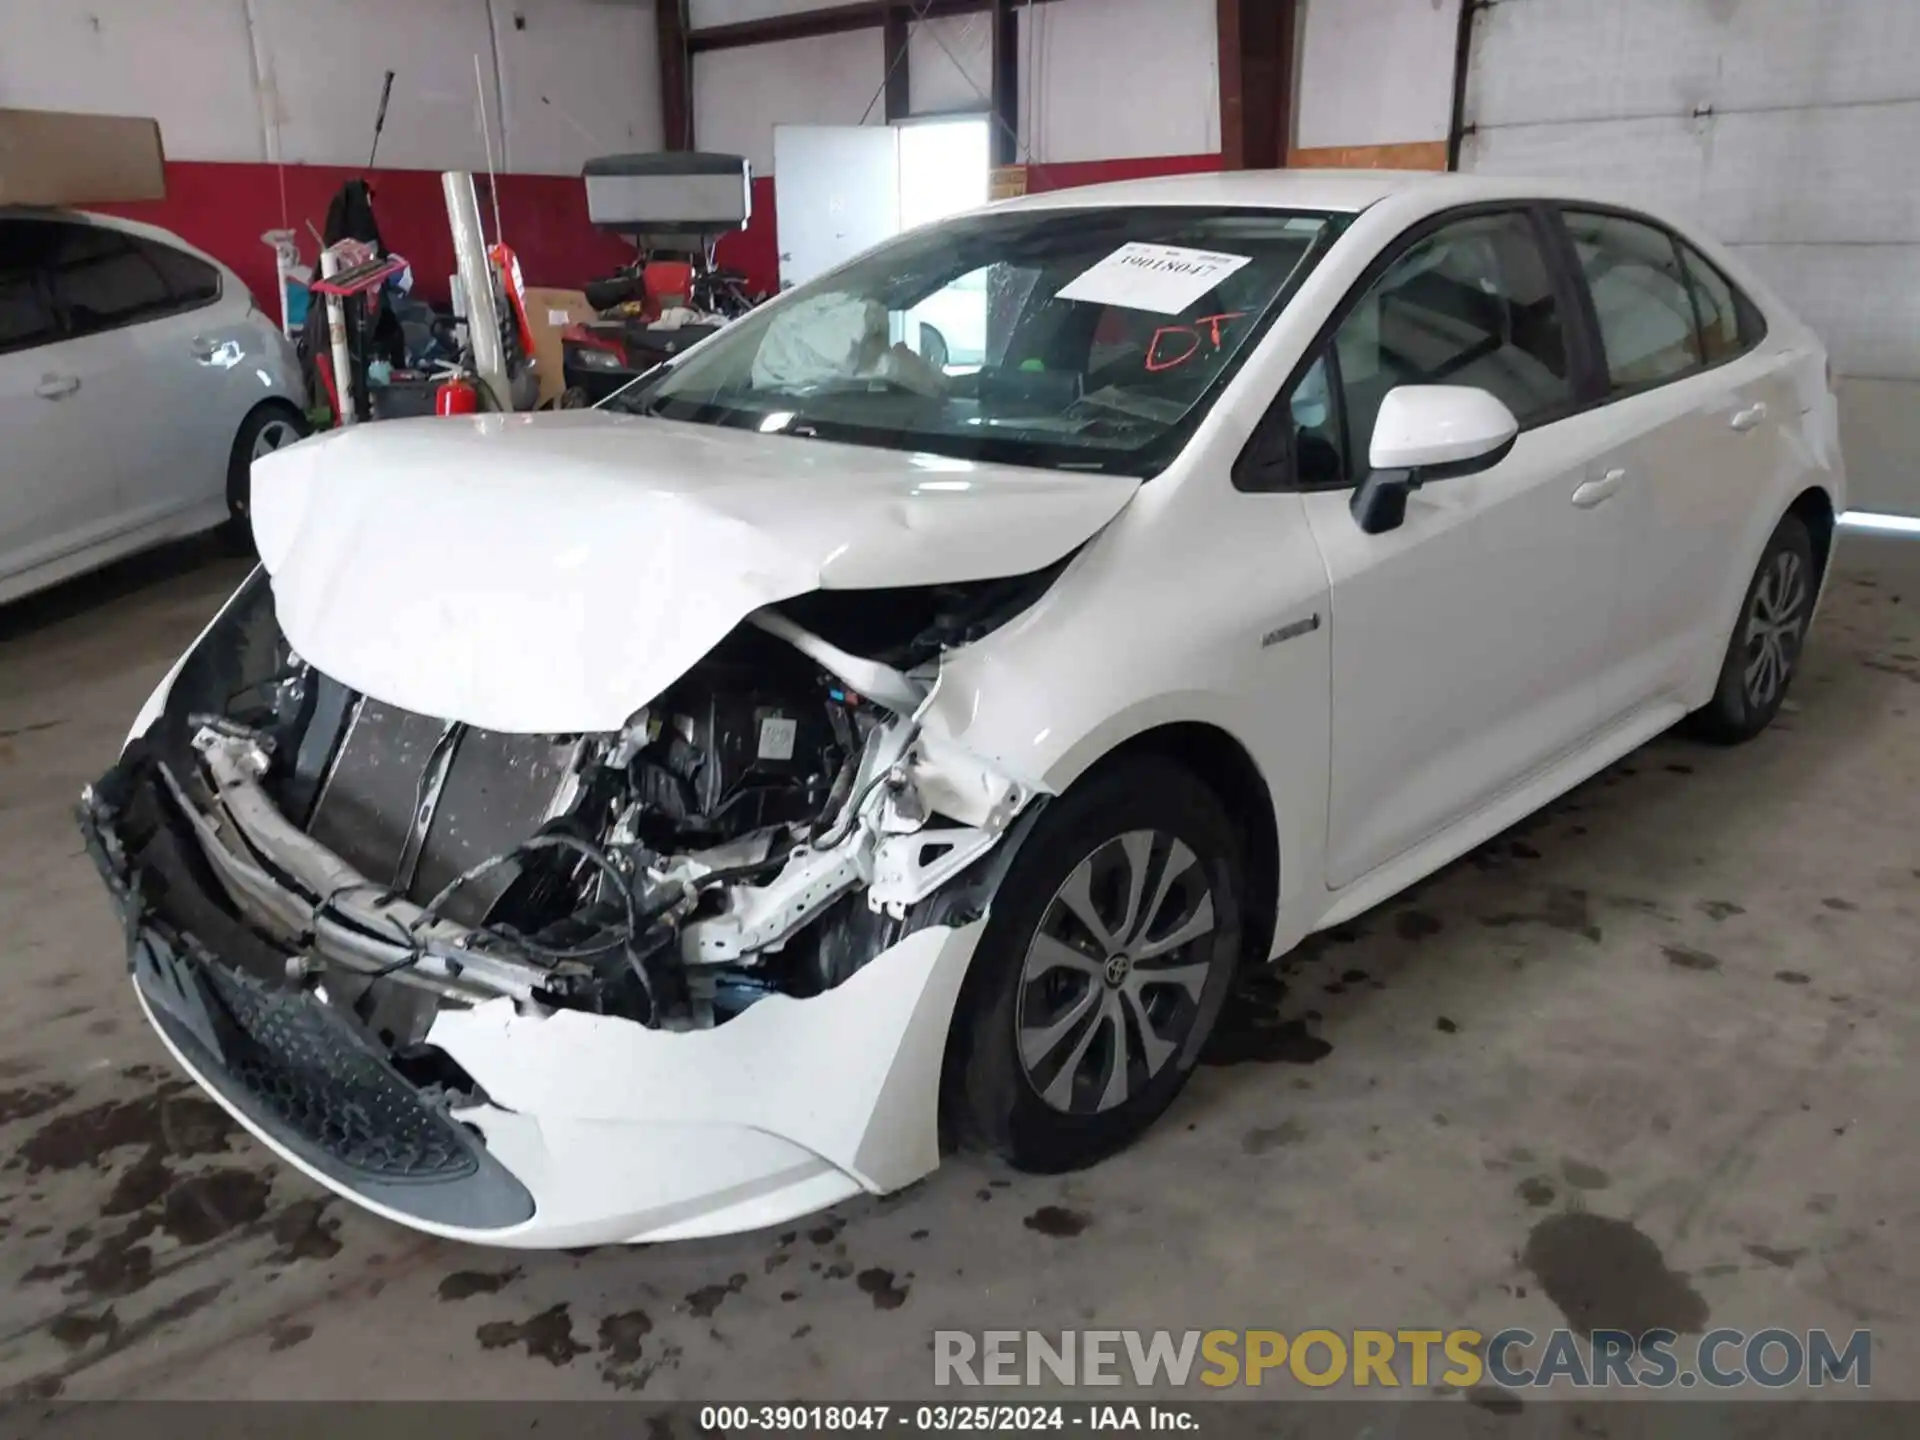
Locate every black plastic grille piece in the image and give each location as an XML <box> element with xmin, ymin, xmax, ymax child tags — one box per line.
<box><xmin>202</xmin><ymin>964</ymin><xmax>478</xmax><ymax>1183</ymax></box>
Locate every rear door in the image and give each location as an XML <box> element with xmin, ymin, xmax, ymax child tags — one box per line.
<box><xmin>44</xmin><ymin>221</ymin><xmax>233</xmax><ymax>534</ymax></box>
<box><xmin>1556</xmin><ymin>209</ymin><xmax>1797</xmax><ymax>716</ymax></box>
<box><xmin>1258</xmin><ymin>207</ymin><xmax>1629</xmax><ymax>889</ymax></box>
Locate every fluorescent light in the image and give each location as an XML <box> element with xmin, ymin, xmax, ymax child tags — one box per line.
<box><xmin>1839</xmin><ymin>510</ymin><xmax>1920</xmax><ymax>535</ymax></box>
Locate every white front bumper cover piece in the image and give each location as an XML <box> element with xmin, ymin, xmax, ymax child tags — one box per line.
<box><xmin>130</xmin><ymin>916</ymin><xmax>984</xmax><ymax>1248</ymax></box>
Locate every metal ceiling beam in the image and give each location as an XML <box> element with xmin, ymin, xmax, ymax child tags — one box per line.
<box><xmin>688</xmin><ymin>0</ymin><xmax>1060</xmax><ymax>56</ymax></box>
<box><xmin>1217</xmin><ymin>0</ymin><xmax>1296</xmax><ymax>170</ymax></box>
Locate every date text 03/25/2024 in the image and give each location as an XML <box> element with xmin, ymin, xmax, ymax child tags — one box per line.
<box><xmin>699</xmin><ymin>1405</ymin><xmax>1194</xmax><ymax>1432</ymax></box>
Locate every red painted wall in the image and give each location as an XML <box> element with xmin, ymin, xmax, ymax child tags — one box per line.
<box><xmin>94</xmin><ymin>153</ymin><xmax>1222</xmax><ymax>315</ymax></box>
<box><xmin>95</xmin><ymin>160</ymin><xmax>638</xmax><ymax>311</ymax></box>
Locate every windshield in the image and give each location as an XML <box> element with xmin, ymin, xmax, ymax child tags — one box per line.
<box><xmin>615</xmin><ymin>205</ymin><xmax>1344</xmax><ymax>476</ymax></box>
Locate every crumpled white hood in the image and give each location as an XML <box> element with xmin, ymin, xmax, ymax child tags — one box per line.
<box><xmin>250</xmin><ymin>411</ymin><xmax>1138</xmax><ymax>733</ymax></box>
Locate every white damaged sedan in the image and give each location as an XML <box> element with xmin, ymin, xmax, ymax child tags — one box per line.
<box><xmin>82</xmin><ymin>171</ymin><xmax>1843</xmax><ymax>1247</ymax></box>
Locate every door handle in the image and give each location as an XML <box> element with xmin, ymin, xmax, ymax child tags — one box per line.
<box><xmin>1730</xmin><ymin>402</ymin><xmax>1768</xmax><ymax>433</ymax></box>
<box><xmin>1571</xmin><ymin>467</ymin><xmax>1626</xmax><ymax>509</ymax></box>
<box><xmin>34</xmin><ymin>373</ymin><xmax>81</xmax><ymax>400</ymax></box>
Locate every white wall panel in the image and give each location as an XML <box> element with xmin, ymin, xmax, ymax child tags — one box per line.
<box><xmin>693</xmin><ymin>29</ymin><xmax>886</xmax><ymax>174</ymax></box>
<box><xmin>1468</xmin><ymin>0</ymin><xmax>1920</xmax><ymax>128</ymax></box>
<box><xmin>0</xmin><ymin>0</ymin><xmax>268</xmax><ymax>162</ymax></box>
<box><xmin>0</xmin><ymin>0</ymin><xmax>658</xmax><ymax>176</ymax></box>
<box><xmin>909</xmin><ymin>13</ymin><xmax>993</xmax><ymax>117</ymax></box>
<box><xmin>1463</xmin><ymin>0</ymin><xmax>1920</xmax><ymax>513</ymax></box>
<box><xmin>1736</xmin><ymin>247</ymin><xmax>1920</xmax><ymax>382</ymax></box>
<box><xmin>1464</xmin><ymin>104</ymin><xmax>1920</xmax><ymax>248</ymax></box>
<box><xmin>691</xmin><ymin>0</ymin><xmax>1216</xmax><ymax>167</ymax></box>
<box><xmin>247</xmin><ymin>0</ymin><xmax>500</xmax><ymax>170</ymax></box>
<box><xmin>1016</xmin><ymin>0</ymin><xmax>1218</xmax><ymax>163</ymax></box>
<box><xmin>492</xmin><ymin>0</ymin><xmax>663</xmax><ymax>169</ymax></box>
<box><xmin>1836</xmin><ymin>380</ymin><xmax>1920</xmax><ymax>514</ymax></box>
<box><xmin>1295</xmin><ymin>0</ymin><xmax>1463</xmax><ymax>150</ymax></box>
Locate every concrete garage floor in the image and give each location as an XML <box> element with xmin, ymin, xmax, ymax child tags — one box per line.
<box><xmin>0</xmin><ymin>533</ymin><xmax>1916</xmax><ymax>1405</ymax></box>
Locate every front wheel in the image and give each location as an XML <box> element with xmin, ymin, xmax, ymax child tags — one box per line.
<box><xmin>1685</xmin><ymin>511</ymin><xmax>1816</xmax><ymax>744</ymax></box>
<box><xmin>946</xmin><ymin>756</ymin><xmax>1245</xmax><ymax>1173</ymax></box>
<box><xmin>225</xmin><ymin>402</ymin><xmax>307</xmax><ymax>539</ymax></box>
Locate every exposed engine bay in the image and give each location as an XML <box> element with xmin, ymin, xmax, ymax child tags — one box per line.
<box><xmin>90</xmin><ymin>566</ymin><xmax>1054</xmax><ymax>1083</ymax></box>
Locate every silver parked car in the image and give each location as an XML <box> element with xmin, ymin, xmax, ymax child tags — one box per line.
<box><xmin>1</xmin><ymin>209</ymin><xmax>308</xmax><ymax>603</ymax></box>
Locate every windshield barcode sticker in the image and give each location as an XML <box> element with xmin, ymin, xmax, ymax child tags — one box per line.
<box><xmin>1055</xmin><ymin>243</ymin><xmax>1255</xmax><ymax>315</ymax></box>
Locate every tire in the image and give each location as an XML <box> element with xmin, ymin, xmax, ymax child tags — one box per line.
<box><xmin>225</xmin><ymin>401</ymin><xmax>307</xmax><ymax>543</ymax></box>
<box><xmin>945</xmin><ymin>756</ymin><xmax>1245</xmax><ymax>1173</ymax></box>
<box><xmin>1684</xmin><ymin>511</ymin><xmax>1816</xmax><ymax>745</ymax></box>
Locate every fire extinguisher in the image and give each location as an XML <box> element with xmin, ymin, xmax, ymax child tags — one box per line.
<box><xmin>435</xmin><ymin>375</ymin><xmax>481</xmax><ymax>415</ymax></box>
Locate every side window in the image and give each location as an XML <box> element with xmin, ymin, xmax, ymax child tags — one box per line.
<box><xmin>1563</xmin><ymin>211</ymin><xmax>1701</xmax><ymax>392</ymax></box>
<box><xmin>1264</xmin><ymin>209</ymin><xmax>1573</xmax><ymax>490</ymax></box>
<box><xmin>1288</xmin><ymin>354</ymin><xmax>1345</xmax><ymax>487</ymax></box>
<box><xmin>140</xmin><ymin>240</ymin><xmax>222</xmax><ymax>310</ymax></box>
<box><xmin>1678</xmin><ymin>241</ymin><xmax>1763</xmax><ymax>365</ymax></box>
<box><xmin>0</xmin><ymin>221</ymin><xmax>62</xmax><ymax>356</ymax></box>
<box><xmin>46</xmin><ymin>222</ymin><xmax>173</xmax><ymax>337</ymax></box>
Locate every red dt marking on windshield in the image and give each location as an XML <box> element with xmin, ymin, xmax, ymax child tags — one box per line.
<box><xmin>1144</xmin><ymin>312</ymin><xmax>1246</xmax><ymax>373</ymax></box>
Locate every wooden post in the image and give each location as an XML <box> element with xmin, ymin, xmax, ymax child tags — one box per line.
<box><xmin>883</xmin><ymin>3</ymin><xmax>912</xmax><ymax>122</ymax></box>
<box><xmin>657</xmin><ymin>0</ymin><xmax>692</xmax><ymax>151</ymax></box>
<box><xmin>1218</xmin><ymin>0</ymin><xmax>1295</xmax><ymax>170</ymax></box>
<box><xmin>990</xmin><ymin>0</ymin><xmax>1020</xmax><ymax>168</ymax></box>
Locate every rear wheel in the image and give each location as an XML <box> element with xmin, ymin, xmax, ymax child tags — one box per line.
<box><xmin>946</xmin><ymin>757</ymin><xmax>1244</xmax><ymax>1173</ymax></box>
<box><xmin>225</xmin><ymin>402</ymin><xmax>307</xmax><ymax>541</ymax></box>
<box><xmin>1685</xmin><ymin>511</ymin><xmax>1815</xmax><ymax>744</ymax></box>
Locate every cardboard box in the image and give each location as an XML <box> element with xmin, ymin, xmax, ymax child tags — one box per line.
<box><xmin>0</xmin><ymin>109</ymin><xmax>167</xmax><ymax>206</ymax></box>
<box><xmin>522</xmin><ymin>287</ymin><xmax>600</xmax><ymax>407</ymax></box>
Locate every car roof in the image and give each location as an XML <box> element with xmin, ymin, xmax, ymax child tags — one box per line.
<box><xmin>992</xmin><ymin>167</ymin><xmax>1649</xmax><ymax>219</ymax></box>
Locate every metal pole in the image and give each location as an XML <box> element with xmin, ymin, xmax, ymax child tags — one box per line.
<box><xmin>443</xmin><ymin>171</ymin><xmax>508</xmax><ymax>409</ymax></box>
<box><xmin>474</xmin><ymin>55</ymin><xmax>505</xmax><ymax>245</ymax></box>
<box><xmin>320</xmin><ymin>246</ymin><xmax>356</xmax><ymax>427</ymax></box>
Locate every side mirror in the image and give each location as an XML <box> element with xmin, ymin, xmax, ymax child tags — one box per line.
<box><xmin>1351</xmin><ymin>386</ymin><xmax>1520</xmax><ymax>534</ymax></box>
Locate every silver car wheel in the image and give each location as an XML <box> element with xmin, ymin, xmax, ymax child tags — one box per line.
<box><xmin>1015</xmin><ymin>829</ymin><xmax>1216</xmax><ymax>1115</ymax></box>
<box><xmin>252</xmin><ymin>418</ymin><xmax>300</xmax><ymax>462</ymax></box>
<box><xmin>1743</xmin><ymin>549</ymin><xmax>1808</xmax><ymax>710</ymax></box>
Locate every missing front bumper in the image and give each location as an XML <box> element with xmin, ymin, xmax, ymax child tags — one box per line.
<box><xmin>79</xmin><ymin>758</ymin><xmax>989</xmax><ymax>1246</ymax></box>
<box><xmin>81</xmin><ymin>776</ymin><xmax>537</xmax><ymax>1230</ymax></box>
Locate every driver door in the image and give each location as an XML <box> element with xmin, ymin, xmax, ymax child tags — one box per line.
<box><xmin>1281</xmin><ymin>207</ymin><xmax>1627</xmax><ymax>889</ymax></box>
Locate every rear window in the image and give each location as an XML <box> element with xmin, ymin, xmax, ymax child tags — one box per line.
<box><xmin>142</xmin><ymin>239</ymin><xmax>222</xmax><ymax>308</ymax></box>
<box><xmin>1563</xmin><ymin>210</ymin><xmax>1701</xmax><ymax>393</ymax></box>
<box><xmin>14</xmin><ymin>219</ymin><xmax>222</xmax><ymax>338</ymax></box>
<box><xmin>1677</xmin><ymin>240</ymin><xmax>1764</xmax><ymax>364</ymax></box>
<box><xmin>49</xmin><ymin>223</ymin><xmax>174</xmax><ymax>335</ymax></box>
